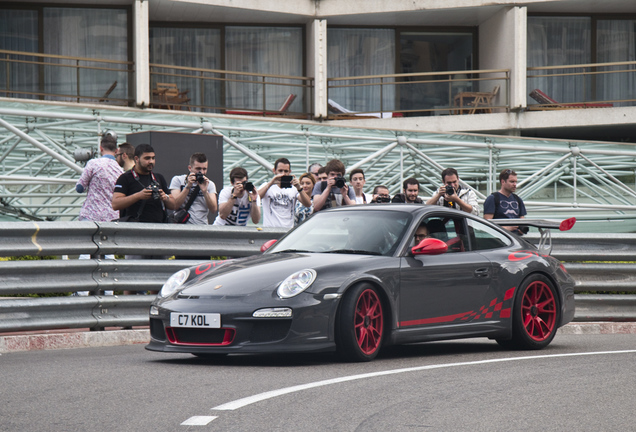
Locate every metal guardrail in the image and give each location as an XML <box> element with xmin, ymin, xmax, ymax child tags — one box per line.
<box><xmin>0</xmin><ymin>223</ymin><xmax>634</xmax><ymax>333</ymax></box>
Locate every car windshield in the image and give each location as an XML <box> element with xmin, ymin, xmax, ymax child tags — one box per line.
<box><xmin>269</xmin><ymin>209</ymin><xmax>412</xmax><ymax>256</ymax></box>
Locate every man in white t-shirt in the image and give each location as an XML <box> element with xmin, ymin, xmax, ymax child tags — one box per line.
<box><xmin>349</xmin><ymin>168</ymin><xmax>372</xmax><ymax>204</ymax></box>
<box><xmin>213</xmin><ymin>167</ymin><xmax>260</xmax><ymax>226</ymax></box>
<box><xmin>169</xmin><ymin>152</ymin><xmax>218</xmax><ymax>224</ymax></box>
<box><xmin>258</xmin><ymin>157</ymin><xmax>311</xmax><ymax>228</ymax></box>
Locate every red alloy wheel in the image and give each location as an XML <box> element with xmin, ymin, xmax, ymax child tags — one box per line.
<box><xmin>521</xmin><ymin>280</ymin><xmax>557</xmax><ymax>341</ymax></box>
<box><xmin>354</xmin><ymin>289</ymin><xmax>384</xmax><ymax>355</ymax></box>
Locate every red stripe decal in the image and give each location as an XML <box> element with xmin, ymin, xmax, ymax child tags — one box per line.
<box><xmin>400</xmin><ymin>311</ymin><xmax>473</xmax><ymax>327</ymax></box>
<box><xmin>500</xmin><ymin>309</ymin><xmax>511</xmax><ymax>318</ymax></box>
<box><xmin>504</xmin><ymin>287</ymin><xmax>515</xmax><ymax>301</ymax></box>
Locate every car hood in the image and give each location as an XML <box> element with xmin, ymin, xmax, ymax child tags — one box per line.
<box><xmin>177</xmin><ymin>252</ymin><xmax>386</xmax><ymax>297</ymax></box>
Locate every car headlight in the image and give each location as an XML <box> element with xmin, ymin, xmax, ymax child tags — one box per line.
<box><xmin>277</xmin><ymin>269</ymin><xmax>317</xmax><ymax>299</ymax></box>
<box><xmin>159</xmin><ymin>268</ymin><xmax>190</xmax><ymax>298</ymax></box>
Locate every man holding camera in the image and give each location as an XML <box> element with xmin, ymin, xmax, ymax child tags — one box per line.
<box><xmin>392</xmin><ymin>178</ymin><xmax>423</xmax><ymax>203</ymax></box>
<box><xmin>312</xmin><ymin>159</ymin><xmax>356</xmax><ymax>212</ymax></box>
<box><xmin>426</xmin><ymin>168</ymin><xmax>480</xmax><ymax>216</ymax></box>
<box><xmin>371</xmin><ymin>185</ymin><xmax>391</xmax><ymax>203</ymax></box>
<box><xmin>169</xmin><ymin>153</ymin><xmax>218</xmax><ymax>225</ymax></box>
<box><xmin>213</xmin><ymin>167</ymin><xmax>260</xmax><ymax>226</ymax></box>
<box><xmin>112</xmin><ymin>144</ymin><xmax>177</xmax><ymax>222</ymax></box>
<box><xmin>258</xmin><ymin>158</ymin><xmax>311</xmax><ymax>228</ymax></box>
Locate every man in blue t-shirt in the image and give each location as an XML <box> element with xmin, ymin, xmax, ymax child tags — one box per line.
<box><xmin>483</xmin><ymin>169</ymin><xmax>527</xmax><ymax>234</ymax></box>
<box><xmin>312</xmin><ymin>159</ymin><xmax>356</xmax><ymax>212</ymax></box>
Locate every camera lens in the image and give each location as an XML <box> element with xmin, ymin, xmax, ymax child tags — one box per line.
<box><xmin>195</xmin><ymin>173</ymin><xmax>205</xmax><ymax>184</ymax></box>
<box><xmin>445</xmin><ymin>185</ymin><xmax>454</xmax><ymax>195</ymax></box>
<box><xmin>243</xmin><ymin>181</ymin><xmax>255</xmax><ymax>192</ymax></box>
<box><xmin>334</xmin><ymin>176</ymin><xmax>346</xmax><ymax>188</ymax></box>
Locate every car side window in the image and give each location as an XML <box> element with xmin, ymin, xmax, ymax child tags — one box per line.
<box><xmin>467</xmin><ymin>219</ymin><xmax>512</xmax><ymax>250</ymax></box>
<box><xmin>417</xmin><ymin>216</ymin><xmax>468</xmax><ymax>253</ymax></box>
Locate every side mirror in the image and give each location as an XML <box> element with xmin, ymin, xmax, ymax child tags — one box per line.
<box><xmin>411</xmin><ymin>238</ymin><xmax>448</xmax><ymax>256</ymax></box>
<box><xmin>260</xmin><ymin>239</ymin><xmax>277</xmax><ymax>252</ymax></box>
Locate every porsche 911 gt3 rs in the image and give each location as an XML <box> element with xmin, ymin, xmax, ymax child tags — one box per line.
<box><xmin>147</xmin><ymin>205</ymin><xmax>575</xmax><ymax>362</ymax></box>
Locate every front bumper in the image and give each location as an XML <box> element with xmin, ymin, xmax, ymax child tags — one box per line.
<box><xmin>145</xmin><ymin>292</ymin><xmax>340</xmax><ymax>355</ymax></box>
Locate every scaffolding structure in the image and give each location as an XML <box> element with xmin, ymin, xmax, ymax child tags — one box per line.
<box><xmin>1</xmin><ymin>100</ymin><xmax>636</xmax><ymax>231</ymax></box>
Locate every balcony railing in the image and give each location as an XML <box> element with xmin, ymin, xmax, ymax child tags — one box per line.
<box><xmin>0</xmin><ymin>49</ymin><xmax>134</xmax><ymax>106</ymax></box>
<box><xmin>149</xmin><ymin>63</ymin><xmax>314</xmax><ymax>118</ymax></box>
<box><xmin>327</xmin><ymin>69</ymin><xmax>510</xmax><ymax>118</ymax></box>
<box><xmin>527</xmin><ymin>60</ymin><xmax>636</xmax><ymax>110</ymax></box>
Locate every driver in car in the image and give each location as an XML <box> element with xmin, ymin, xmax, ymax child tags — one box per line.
<box><xmin>414</xmin><ymin>223</ymin><xmax>430</xmax><ymax>245</ymax></box>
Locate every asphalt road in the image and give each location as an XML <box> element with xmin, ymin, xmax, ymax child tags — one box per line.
<box><xmin>2</xmin><ymin>334</ymin><xmax>635</xmax><ymax>432</ymax></box>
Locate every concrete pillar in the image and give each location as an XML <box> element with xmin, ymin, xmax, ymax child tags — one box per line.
<box><xmin>133</xmin><ymin>0</ymin><xmax>150</xmax><ymax>107</ymax></box>
<box><xmin>479</xmin><ymin>6</ymin><xmax>527</xmax><ymax>111</ymax></box>
<box><xmin>308</xmin><ymin>19</ymin><xmax>328</xmax><ymax>120</ymax></box>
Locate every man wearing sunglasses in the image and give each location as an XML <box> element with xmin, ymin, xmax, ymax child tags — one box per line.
<box><xmin>483</xmin><ymin>168</ymin><xmax>527</xmax><ymax>233</ymax></box>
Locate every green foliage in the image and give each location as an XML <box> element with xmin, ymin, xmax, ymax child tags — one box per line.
<box><xmin>0</xmin><ymin>255</ymin><xmax>56</xmax><ymax>261</ymax></box>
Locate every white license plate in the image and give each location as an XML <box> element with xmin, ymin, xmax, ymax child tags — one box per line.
<box><xmin>170</xmin><ymin>313</ymin><xmax>221</xmax><ymax>328</ymax></box>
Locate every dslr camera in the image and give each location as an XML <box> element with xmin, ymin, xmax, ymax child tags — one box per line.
<box><xmin>334</xmin><ymin>176</ymin><xmax>346</xmax><ymax>189</ymax></box>
<box><xmin>148</xmin><ymin>181</ymin><xmax>162</xmax><ymax>200</ymax></box>
<box><xmin>242</xmin><ymin>181</ymin><xmax>255</xmax><ymax>193</ymax></box>
<box><xmin>373</xmin><ymin>195</ymin><xmax>391</xmax><ymax>203</ymax></box>
<box><xmin>195</xmin><ymin>172</ymin><xmax>206</xmax><ymax>184</ymax></box>
<box><xmin>445</xmin><ymin>185</ymin><xmax>455</xmax><ymax>196</ymax></box>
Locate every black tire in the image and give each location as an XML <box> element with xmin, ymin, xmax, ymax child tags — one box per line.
<box><xmin>497</xmin><ymin>274</ymin><xmax>560</xmax><ymax>350</ymax></box>
<box><xmin>336</xmin><ymin>283</ymin><xmax>385</xmax><ymax>362</ymax></box>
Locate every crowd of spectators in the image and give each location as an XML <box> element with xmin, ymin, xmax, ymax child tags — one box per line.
<box><xmin>72</xmin><ymin>134</ymin><xmax>526</xmax><ymax>299</ymax></box>
<box><xmin>75</xmin><ymin>135</ymin><xmax>527</xmax><ymax>229</ymax></box>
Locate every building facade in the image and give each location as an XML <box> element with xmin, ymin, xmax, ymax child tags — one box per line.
<box><xmin>1</xmin><ymin>0</ymin><xmax>635</xmax><ymax>142</ymax></box>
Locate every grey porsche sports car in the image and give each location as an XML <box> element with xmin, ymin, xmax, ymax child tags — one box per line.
<box><xmin>146</xmin><ymin>205</ymin><xmax>575</xmax><ymax>362</ymax></box>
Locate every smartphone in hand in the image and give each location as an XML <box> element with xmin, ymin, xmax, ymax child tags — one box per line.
<box><xmin>280</xmin><ymin>175</ymin><xmax>293</xmax><ymax>188</ymax></box>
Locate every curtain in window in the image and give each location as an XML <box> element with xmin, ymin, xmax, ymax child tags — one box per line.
<box><xmin>225</xmin><ymin>27</ymin><xmax>303</xmax><ymax>112</ymax></box>
<box><xmin>43</xmin><ymin>7</ymin><xmax>128</xmax><ymax>102</ymax></box>
<box><xmin>597</xmin><ymin>20</ymin><xmax>636</xmax><ymax>106</ymax></box>
<box><xmin>327</xmin><ymin>28</ymin><xmax>395</xmax><ymax>113</ymax></box>
<box><xmin>527</xmin><ymin>17</ymin><xmax>591</xmax><ymax>104</ymax></box>
<box><xmin>150</xmin><ymin>27</ymin><xmax>221</xmax><ymax>111</ymax></box>
<box><xmin>398</xmin><ymin>32</ymin><xmax>474</xmax><ymax>113</ymax></box>
<box><xmin>0</xmin><ymin>9</ymin><xmax>39</xmax><ymax>98</ymax></box>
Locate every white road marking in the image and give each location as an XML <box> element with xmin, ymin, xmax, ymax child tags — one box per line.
<box><xmin>181</xmin><ymin>416</ymin><xmax>217</xmax><ymax>426</ymax></box>
<box><xmin>212</xmin><ymin>350</ymin><xmax>636</xmax><ymax>411</ymax></box>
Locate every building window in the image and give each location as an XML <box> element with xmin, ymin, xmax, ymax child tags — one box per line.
<box><xmin>327</xmin><ymin>28</ymin><xmax>475</xmax><ymax>115</ymax></box>
<box><xmin>43</xmin><ymin>7</ymin><xmax>129</xmax><ymax>101</ymax></box>
<box><xmin>150</xmin><ymin>27</ymin><xmax>222</xmax><ymax>111</ymax></box>
<box><xmin>327</xmin><ymin>28</ymin><xmax>396</xmax><ymax>113</ymax></box>
<box><xmin>225</xmin><ymin>26</ymin><xmax>303</xmax><ymax>112</ymax></box>
<box><xmin>0</xmin><ymin>9</ymin><xmax>39</xmax><ymax>99</ymax></box>
<box><xmin>528</xmin><ymin>16</ymin><xmax>636</xmax><ymax>106</ymax></box>
<box><xmin>0</xmin><ymin>6</ymin><xmax>129</xmax><ymax>102</ymax></box>
<box><xmin>149</xmin><ymin>25</ymin><xmax>304</xmax><ymax>112</ymax></box>
<box><xmin>398</xmin><ymin>31</ymin><xmax>474</xmax><ymax>114</ymax></box>
<box><xmin>596</xmin><ymin>19</ymin><xmax>636</xmax><ymax>106</ymax></box>
<box><xmin>527</xmin><ymin>17</ymin><xmax>591</xmax><ymax>104</ymax></box>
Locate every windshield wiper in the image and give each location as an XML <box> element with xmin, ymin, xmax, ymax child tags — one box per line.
<box><xmin>324</xmin><ymin>249</ymin><xmax>382</xmax><ymax>256</ymax></box>
<box><xmin>272</xmin><ymin>249</ymin><xmax>311</xmax><ymax>254</ymax></box>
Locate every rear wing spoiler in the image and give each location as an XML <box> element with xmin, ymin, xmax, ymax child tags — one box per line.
<box><xmin>490</xmin><ymin>217</ymin><xmax>576</xmax><ymax>255</ymax></box>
